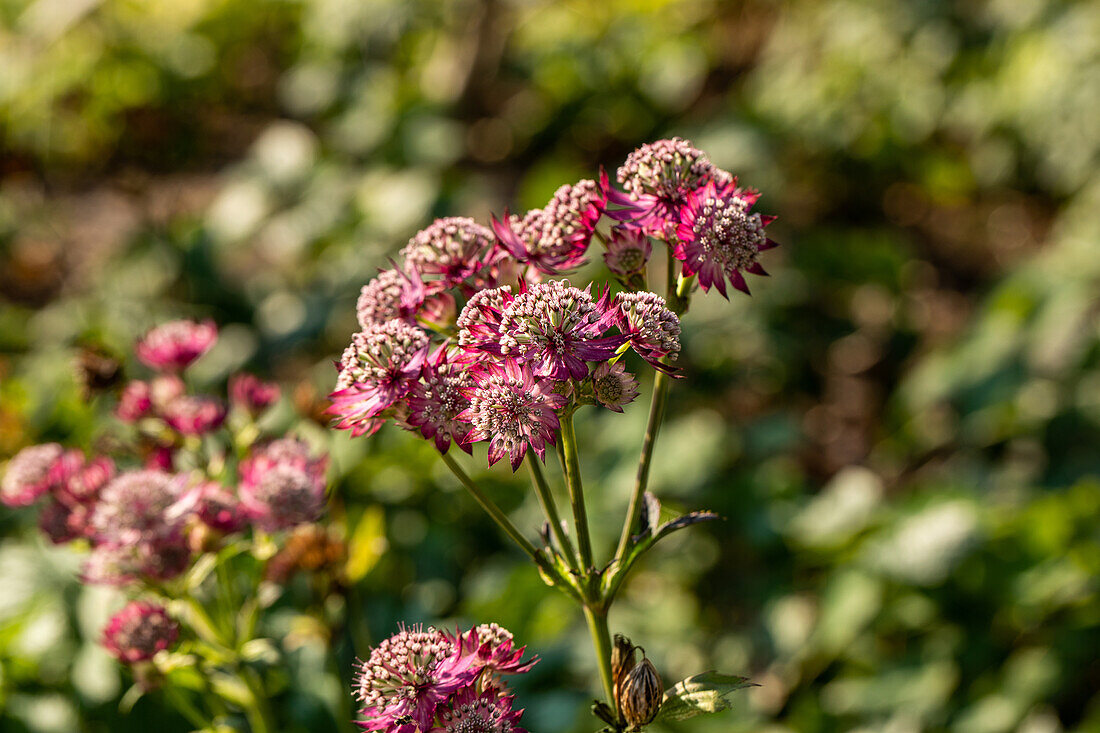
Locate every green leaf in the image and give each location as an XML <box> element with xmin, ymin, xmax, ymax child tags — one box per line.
<box><xmin>655</xmin><ymin>671</ymin><xmax>755</xmax><ymax>722</ymax></box>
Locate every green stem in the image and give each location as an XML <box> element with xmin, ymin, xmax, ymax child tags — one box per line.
<box><xmin>439</xmin><ymin>451</ymin><xmax>542</xmax><ymax>563</ymax></box>
<box><xmin>163</xmin><ymin>683</ymin><xmax>211</xmax><ymax>730</ymax></box>
<box><xmin>240</xmin><ymin>668</ymin><xmax>275</xmax><ymax>733</ymax></box>
<box><xmin>583</xmin><ymin>605</ymin><xmax>618</xmax><ymax>716</ymax></box>
<box><xmin>613</xmin><ymin>368</ymin><xmax>671</xmax><ymax>562</ymax></box>
<box><xmin>559</xmin><ymin>412</ymin><xmax>594</xmax><ymax>573</ymax></box>
<box><xmin>526</xmin><ymin>453</ymin><xmax>580</xmax><ymax>571</ymax></box>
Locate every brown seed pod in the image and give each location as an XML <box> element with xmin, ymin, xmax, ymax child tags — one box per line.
<box><xmin>617</xmin><ymin>657</ymin><xmax>663</xmax><ymax>731</ymax></box>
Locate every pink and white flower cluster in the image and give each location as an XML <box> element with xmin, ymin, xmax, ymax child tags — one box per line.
<box><xmin>354</xmin><ymin>623</ymin><xmax>535</xmax><ymax>733</ymax></box>
<box><xmin>331</xmin><ymin>138</ymin><xmax>775</xmax><ymax>470</ymax></box>
<box><xmin>1</xmin><ymin>321</ymin><xmax>328</xmax><ymax>582</ymax></box>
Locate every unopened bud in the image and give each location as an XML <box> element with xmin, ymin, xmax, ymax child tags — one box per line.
<box><xmin>617</xmin><ymin>657</ymin><xmax>663</xmax><ymax>730</ymax></box>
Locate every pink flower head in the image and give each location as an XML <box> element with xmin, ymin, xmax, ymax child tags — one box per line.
<box><xmin>116</xmin><ymin>381</ymin><xmax>153</xmax><ymax>422</ymax></box>
<box><xmin>491</xmin><ymin>204</ymin><xmax>591</xmax><ymax>276</ymax></box>
<box><xmin>238</xmin><ymin>439</ymin><xmax>328</xmax><ymax>531</ymax></box>
<box><xmin>496</xmin><ymin>280</ymin><xmax>625</xmax><ymax>381</ymax></box>
<box><xmin>452</xmin><ymin>623</ymin><xmax>538</xmax><ymax>678</ymax></box>
<box><xmin>135</xmin><ymin>319</ymin><xmax>217</xmax><ymax>371</ymax></box>
<box><xmin>39</xmin><ymin>498</ymin><xmax>91</xmax><ymax>544</ymax></box>
<box><xmin>674</xmin><ymin>179</ymin><xmax>777</xmax><ymax>297</ymax></box>
<box><xmin>162</xmin><ymin>396</ymin><xmax>227</xmax><ymax>435</ymax></box>
<box><xmin>330</xmin><ymin>320</ymin><xmax>430</xmax><ymax>437</ymax></box>
<box><xmin>191</xmin><ymin>481</ymin><xmax>247</xmax><ymax>533</ymax></box>
<box><xmin>101</xmin><ymin>601</ymin><xmax>179</xmax><ymax>664</ymax></box>
<box><xmin>402</xmin><ymin>347</ymin><xmax>474</xmax><ymax>455</ymax></box>
<box><xmin>455</xmin><ymin>286</ymin><xmax>513</xmax><ymax>360</ymax></box>
<box><xmin>82</xmin><ymin>536</ymin><xmax>190</xmax><ymax>585</ymax></box>
<box><xmin>430</xmin><ymin>686</ymin><xmax>528</xmax><ymax>733</ymax></box>
<box><xmin>401</xmin><ymin>217</ymin><xmax>496</xmax><ymax>292</ymax></box>
<box><xmin>612</xmin><ymin>291</ymin><xmax>682</xmax><ymax>369</ymax></box>
<box><xmin>592</xmin><ymin>361</ymin><xmax>640</xmax><ymax>412</ymax></box>
<box><xmin>603</xmin><ymin>226</ymin><xmax>652</xmax><ymax>276</ymax></box>
<box><xmin>1</xmin><ymin>443</ymin><xmax>65</xmax><ymax>506</ymax></box>
<box><xmin>90</xmin><ymin>470</ymin><xmax>191</xmax><ymax>546</ymax></box>
<box><xmin>356</xmin><ymin>266</ymin><xmax>428</xmax><ymax>328</ymax></box>
<box><xmin>229</xmin><ymin>373</ymin><xmax>281</xmax><ymax>415</ymax></box>
<box><xmin>611</xmin><ymin>137</ymin><xmax>733</xmax><ymax>239</ymax></box>
<box><xmin>457</xmin><ymin>360</ymin><xmax>567</xmax><ymax>470</ymax></box>
<box><xmin>58</xmin><ymin>454</ymin><xmax>116</xmax><ymax>504</ymax></box>
<box><xmin>149</xmin><ymin>374</ymin><xmax>186</xmax><ymax>408</ymax></box>
<box><xmin>354</xmin><ymin>625</ymin><xmax>479</xmax><ymax>732</ymax></box>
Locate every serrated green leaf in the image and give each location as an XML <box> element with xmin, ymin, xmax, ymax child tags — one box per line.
<box><xmin>655</xmin><ymin>671</ymin><xmax>755</xmax><ymax>722</ymax></box>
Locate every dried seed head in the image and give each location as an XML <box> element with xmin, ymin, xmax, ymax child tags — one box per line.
<box><xmin>617</xmin><ymin>657</ymin><xmax>663</xmax><ymax>730</ymax></box>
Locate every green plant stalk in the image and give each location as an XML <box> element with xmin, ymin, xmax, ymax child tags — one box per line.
<box><xmin>583</xmin><ymin>605</ymin><xmax>618</xmax><ymax>718</ymax></box>
<box><xmin>163</xmin><ymin>683</ymin><xmax>211</xmax><ymax>730</ymax></box>
<box><xmin>559</xmin><ymin>412</ymin><xmax>594</xmax><ymax>573</ymax></box>
<box><xmin>239</xmin><ymin>667</ymin><xmax>275</xmax><ymax>733</ymax></box>
<box><xmin>527</xmin><ymin>452</ymin><xmax>580</xmax><ymax>571</ymax></box>
<box><xmin>613</xmin><ymin>368</ymin><xmax>671</xmax><ymax>562</ymax></box>
<box><xmin>440</xmin><ymin>451</ymin><xmax>542</xmax><ymax>562</ymax></box>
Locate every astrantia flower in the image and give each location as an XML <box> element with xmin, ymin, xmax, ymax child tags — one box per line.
<box><xmin>90</xmin><ymin>470</ymin><xmax>190</xmax><ymax>545</ymax></box>
<box><xmin>495</xmin><ymin>280</ymin><xmax>625</xmax><ymax>380</ymax></box>
<box><xmin>116</xmin><ymin>381</ymin><xmax>153</xmax><ymax>422</ymax></box>
<box><xmin>457</xmin><ymin>360</ymin><xmax>567</xmax><ymax>470</ymax></box>
<box><xmin>82</xmin><ymin>537</ymin><xmax>190</xmax><ymax>585</ymax></box>
<box><xmin>162</xmin><ymin>395</ymin><xmax>227</xmax><ymax>435</ymax></box>
<box><xmin>612</xmin><ymin>137</ymin><xmax>733</xmax><ymax>238</ymax></box>
<box><xmin>229</xmin><ymin>373</ymin><xmax>280</xmax><ymax>415</ymax></box>
<box><xmin>102</xmin><ymin>601</ymin><xmax>179</xmax><ymax>664</ymax></box>
<box><xmin>612</xmin><ymin>291</ymin><xmax>682</xmax><ymax>368</ymax></box>
<box><xmin>330</xmin><ymin>320</ymin><xmax>430</xmax><ymax>437</ymax></box>
<box><xmin>58</xmin><ymin>454</ymin><xmax>115</xmax><ymax>503</ymax></box>
<box><xmin>431</xmin><ymin>686</ymin><xmax>527</xmax><ymax>733</ymax></box>
<box><xmin>135</xmin><ymin>319</ymin><xmax>217</xmax><ymax>371</ymax></box>
<box><xmin>356</xmin><ymin>267</ymin><xmax>427</xmax><ymax>328</ymax></box>
<box><xmin>1</xmin><ymin>443</ymin><xmax>64</xmax><ymax>506</ymax></box>
<box><xmin>455</xmin><ymin>286</ymin><xmax>513</xmax><ymax>359</ymax></box>
<box><xmin>402</xmin><ymin>347</ymin><xmax>474</xmax><ymax>454</ymax></box>
<box><xmin>39</xmin><ymin>498</ymin><xmax>90</xmax><ymax>544</ymax></box>
<box><xmin>191</xmin><ymin>481</ymin><xmax>246</xmax><ymax>533</ymax></box>
<box><xmin>492</xmin><ymin>199</ymin><xmax>594</xmax><ymax>275</ymax></box>
<box><xmin>401</xmin><ymin>217</ymin><xmax>496</xmax><ymax>292</ymax></box>
<box><xmin>239</xmin><ymin>439</ymin><xmax>327</xmax><ymax>531</ymax></box>
<box><xmin>455</xmin><ymin>623</ymin><xmax>538</xmax><ymax>678</ymax></box>
<box><xmin>354</xmin><ymin>625</ymin><xmax>479</xmax><ymax>732</ymax></box>
<box><xmin>592</xmin><ymin>362</ymin><xmax>640</xmax><ymax>412</ymax></box>
<box><xmin>674</xmin><ymin>179</ymin><xmax>777</xmax><ymax>297</ymax></box>
<box><xmin>540</xmin><ymin>175</ymin><xmax>606</xmax><ymax>250</ymax></box>
<box><xmin>149</xmin><ymin>374</ymin><xmax>186</xmax><ymax>409</ymax></box>
<box><xmin>603</xmin><ymin>226</ymin><xmax>652</xmax><ymax>276</ymax></box>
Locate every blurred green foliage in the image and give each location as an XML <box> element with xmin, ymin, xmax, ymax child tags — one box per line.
<box><xmin>1</xmin><ymin>0</ymin><xmax>1099</xmax><ymax>732</ymax></box>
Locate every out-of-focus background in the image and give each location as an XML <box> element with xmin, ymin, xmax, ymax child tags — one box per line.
<box><xmin>2</xmin><ymin>0</ymin><xmax>1099</xmax><ymax>731</ymax></box>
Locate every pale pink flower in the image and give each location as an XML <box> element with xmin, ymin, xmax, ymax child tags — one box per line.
<box><xmin>135</xmin><ymin>319</ymin><xmax>217</xmax><ymax>371</ymax></box>
<box><xmin>592</xmin><ymin>361</ymin><xmax>640</xmax><ymax>412</ymax></box>
<box><xmin>1</xmin><ymin>443</ymin><xmax>65</xmax><ymax>506</ymax></box>
<box><xmin>238</xmin><ymin>439</ymin><xmax>327</xmax><ymax>531</ymax></box>
<box><xmin>229</xmin><ymin>373</ymin><xmax>280</xmax><ymax>415</ymax></box>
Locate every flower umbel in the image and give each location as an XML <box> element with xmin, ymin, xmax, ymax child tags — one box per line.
<box><xmin>675</xmin><ymin>180</ymin><xmax>777</xmax><ymax>297</ymax></box>
<box><xmin>101</xmin><ymin>601</ymin><xmax>179</xmax><ymax>664</ymax></box>
<box><xmin>135</xmin><ymin>319</ymin><xmax>217</xmax><ymax>371</ymax></box>
<box><xmin>354</xmin><ymin>625</ymin><xmax>478</xmax><ymax>732</ymax></box>
<box><xmin>402</xmin><ymin>347</ymin><xmax>474</xmax><ymax>454</ymax></box>
<box><xmin>431</xmin><ymin>686</ymin><xmax>527</xmax><ymax>733</ymax></box>
<box><xmin>612</xmin><ymin>291</ymin><xmax>682</xmax><ymax>369</ymax></box>
<box><xmin>592</xmin><ymin>361</ymin><xmax>640</xmax><ymax>413</ymax></box>
<box><xmin>330</xmin><ymin>320</ymin><xmax>430</xmax><ymax>437</ymax></box>
<box><xmin>1</xmin><ymin>443</ymin><xmax>64</xmax><ymax>506</ymax></box>
<box><xmin>238</xmin><ymin>439</ymin><xmax>328</xmax><ymax>531</ymax></box>
<box><xmin>457</xmin><ymin>361</ymin><xmax>567</xmax><ymax>470</ymax></box>
<box><xmin>401</xmin><ymin>217</ymin><xmax>497</xmax><ymax>292</ymax></box>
